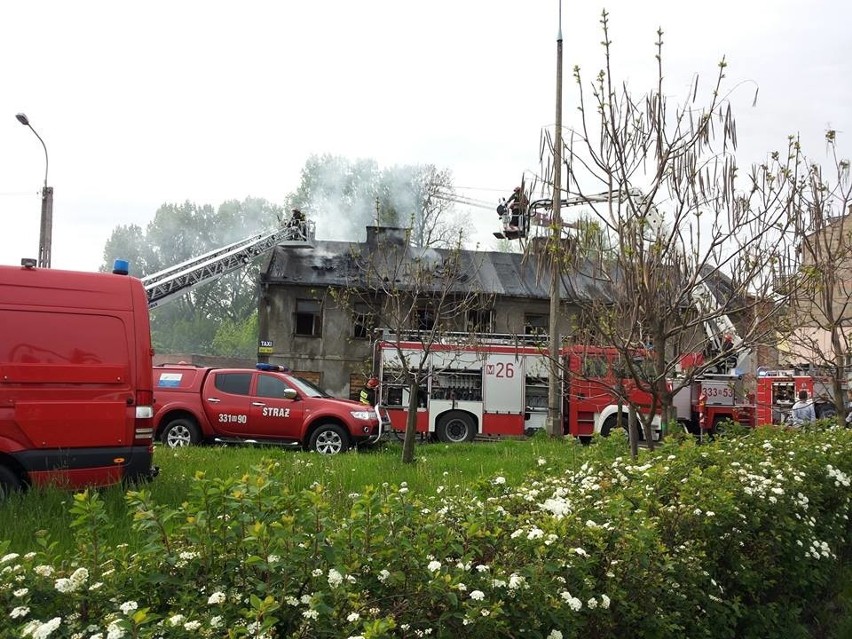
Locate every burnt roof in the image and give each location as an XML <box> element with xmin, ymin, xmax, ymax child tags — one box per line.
<box><xmin>261</xmin><ymin>227</ymin><xmax>614</xmax><ymax>302</ymax></box>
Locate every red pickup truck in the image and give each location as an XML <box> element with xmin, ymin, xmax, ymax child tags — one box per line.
<box><xmin>153</xmin><ymin>364</ymin><xmax>383</xmax><ymax>454</ymax></box>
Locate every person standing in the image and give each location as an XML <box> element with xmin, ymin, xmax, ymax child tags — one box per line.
<box><xmin>789</xmin><ymin>389</ymin><xmax>816</xmax><ymax>426</ymax></box>
<box><xmin>505</xmin><ymin>186</ymin><xmax>528</xmax><ymax>232</ymax></box>
<box><xmin>359</xmin><ymin>376</ymin><xmax>379</xmax><ymax>406</ymax></box>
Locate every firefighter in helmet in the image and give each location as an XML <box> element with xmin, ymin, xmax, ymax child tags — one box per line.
<box><xmin>360</xmin><ymin>376</ymin><xmax>380</xmax><ymax>406</ymax></box>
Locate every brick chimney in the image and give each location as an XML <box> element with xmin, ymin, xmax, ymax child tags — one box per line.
<box><xmin>366</xmin><ymin>226</ymin><xmax>409</xmax><ymax>248</ymax></box>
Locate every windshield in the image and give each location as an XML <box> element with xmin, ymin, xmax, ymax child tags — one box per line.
<box><xmin>287</xmin><ymin>375</ymin><xmax>332</xmax><ymax>398</ymax></box>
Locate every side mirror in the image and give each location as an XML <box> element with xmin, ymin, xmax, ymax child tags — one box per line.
<box><xmin>283</xmin><ymin>388</ymin><xmax>298</xmax><ymax>400</ymax></box>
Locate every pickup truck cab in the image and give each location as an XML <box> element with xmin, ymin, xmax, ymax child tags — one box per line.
<box><xmin>153</xmin><ymin>364</ymin><xmax>382</xmax><ymax>454</ymax></box>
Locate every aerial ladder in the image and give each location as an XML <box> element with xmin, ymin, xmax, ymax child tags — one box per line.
<box><xmin>689</xmin><ymin>277</ymin><xmax>753</xmax><ymax>376</ymax></box>
<box><xmin>142</xmin><ymin>220</ymin><xmax>315</xmax><ymax>310</ymax></box>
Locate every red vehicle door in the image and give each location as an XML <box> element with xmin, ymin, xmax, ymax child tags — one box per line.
<box><xmin>202</xmin><ymin>370</ymin><xmax>255</xmax><ymax>437</ymax></box>
<box><xmin>248</xmin><ymin>372</ymin><xmax>305</xmax><ymax>440</ymax></box>
<box><xmin>566</xmin><ymin>350</ymin><xmax>616</xmax><ymax>434</ymax></box>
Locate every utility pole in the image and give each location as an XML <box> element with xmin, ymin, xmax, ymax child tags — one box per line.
<box><xmin>16</xmin><ymin>113</ymin><xmax>53</xmax><ymax>268</ymax></box>
<box><xmin>546</xmin><ymin>1</ymin><xmax>564</xmax><ymax>437</ymax></box>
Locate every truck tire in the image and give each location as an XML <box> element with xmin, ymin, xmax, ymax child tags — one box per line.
<box><xmin>161</xmin><ymin>418</ymin><xmax>201</xmax><ymax>448</ymax></box>
<box><xmin>601</xmin><ymin>414</ymin><xmax>640</xmax><ymax>440</ymax></box>
<box><xmin>436</xmin><ymin>411</ymin><xmax>476</xmax><ymax>443</ymax></box>
<box><xmin>600</xmin><ymin>414</ymin><xmax>621</xmax><ymax>437</ymax></box>
<box><xmin>309</xmin><ymin>424</ymin><xmax>350</xmax><ymax>454</ymax></box>
<box><xmin>0</xmin><ymin>465</ymin><xmax>22</xmax><ymax>499</ymax></box>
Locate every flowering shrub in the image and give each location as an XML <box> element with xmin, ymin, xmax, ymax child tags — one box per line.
<box><xmin>0</xmin><ymin>426</ymin><xmax>850</xmax><ymax>638</ymax></box>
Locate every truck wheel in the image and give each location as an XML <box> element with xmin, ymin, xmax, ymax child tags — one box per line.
<box><xmin>601</xmin><ymin>414</ymin><xmax>638</xmax><ymax>440</ymax></box>
<box><xmin>600</xmin><ymin>415</ymin><xmax>621</xmax><ymax>437</ymax></box>
<box><xmin>162</xmin><ymin>418</ymin><xmax>200</xmax><ymax>448</ymax></box>
<box><xmin>310</xmin><ymin>424</ymin><xmax>350</xmax><ymax>454</ymax></box>
<box><xmin>436</xmin><ymin>412</ymin><xmax>476</xmax><ymax>443</ymax></box>
<box><xmin>0</xmin><ymin>465</ymin><xmax>22</xmax><ymax>499</ymax></box>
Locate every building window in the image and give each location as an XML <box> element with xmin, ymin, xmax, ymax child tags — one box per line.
<box><xmin>416</xmin><ymin>307</ymin><xmax>435</xmax><ymax>331</ymax></box>
<box><xmin>353</xmin><ymin>304</ymin><xmax>375</xmax><ymax>339</ymax></box>
<box><xmin>467</xmin><ymin>309</ymin><xmax>493</xmax><ymax>333</ymax></box>
<box><xmin>349</xmin><ymin>373</ymin><xmax>366</xmax><ymax>401</ymax></box>
<box><xmin>525</xmin><ymin>314</ymin><xmax>547</xmax><ymax>336</ymax></box>
<box><xmin>295</xmin><ymin>299</ymin><xmax>322</xmax><ymax>337</ymax></box>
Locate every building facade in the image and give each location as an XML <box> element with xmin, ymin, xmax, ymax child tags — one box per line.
<box><xmin>257</xmin><ymin>227</ymin><xmax>592</xmax><ymax>399</ymax></box>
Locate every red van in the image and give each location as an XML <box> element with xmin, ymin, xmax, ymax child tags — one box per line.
<box><xmin>0</xmin><ymin>261</ymin><xmax>158</xmax><ymax>495</ymax></box>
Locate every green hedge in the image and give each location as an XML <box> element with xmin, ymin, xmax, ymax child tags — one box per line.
<box><xmin>1</xmin><ymin>426</ymin><xmax>850</xmax><ymax>638</ymax></box>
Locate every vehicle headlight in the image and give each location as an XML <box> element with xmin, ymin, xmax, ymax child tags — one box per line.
<box><xmin>350</xmin><ymin>410</ymin><xmax>374</xmax><ymax>421</ymax></box>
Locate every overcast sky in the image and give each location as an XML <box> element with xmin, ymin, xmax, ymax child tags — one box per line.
<box><xmin>2</xmin><ymin>1</ymin><xmax>850</xmax><ymax>272</ymax></box>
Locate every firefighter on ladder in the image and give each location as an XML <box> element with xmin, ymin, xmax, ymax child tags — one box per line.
<box><xmin>287</xmin><ymin>208</ymin><xmax>307</xmax><ymax>240</ymax></box>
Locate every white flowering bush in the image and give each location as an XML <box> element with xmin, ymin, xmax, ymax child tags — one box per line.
<box><xmin>0</xmin><ymin>426</ymin><xmax>849</xmax><ymax>638</ymax></box>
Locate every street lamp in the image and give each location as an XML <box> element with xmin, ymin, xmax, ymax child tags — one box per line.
<box><xmin>16</xmin><ymin>113</ymin><xmax>53</xmax><ymax>268</ymax></box>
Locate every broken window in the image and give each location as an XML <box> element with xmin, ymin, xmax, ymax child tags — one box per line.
<box><xmin>295</xmin><ymin>299</ymin><xmax>322</xmax><ymax>337</ymax></box>
<box><xmin>524</xmin><ymin>313</ymin><xmax>548</xmax><ymax>336</ymax></box>
<box><xmin>467</xmin><ymin>308</ymin><xmax>493</xmax><ymax>333</ymax></box>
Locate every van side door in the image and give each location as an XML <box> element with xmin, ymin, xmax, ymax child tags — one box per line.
<box><xmin>249</xmin><ymin>373</ymin><xmax>304</xmax><ymax>441</ymax></box>
<box><xmin>202</xmin><ymin>371</ymin><xmax>255</xmax><ymax>437</ymax></box>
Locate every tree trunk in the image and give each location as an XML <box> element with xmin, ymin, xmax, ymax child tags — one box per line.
<box><xmin>628</xmin><ymin>405</ymin><xmax>639</xmax><ymax>459</ymax></box>
<box><xmin>832</xmin><ymin>332</ymin><xmax>848</xmax><ymax>423</ymax></box>
<box><xmin>401</xmin><ymin>380</ymin><xmax>420</xmax><ymax>464</ymax></box>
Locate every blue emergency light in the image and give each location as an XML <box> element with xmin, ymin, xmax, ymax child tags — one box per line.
<box><xmin>256</xmin><ymin>363</ymin><xmax>291</xmax><ymax>372</ymax></box>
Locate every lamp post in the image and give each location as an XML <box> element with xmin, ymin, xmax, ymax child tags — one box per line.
<box><xmin>16</xmin><ymin>113</ymin><xmax>53</xmax><ymax>269</ymax></box>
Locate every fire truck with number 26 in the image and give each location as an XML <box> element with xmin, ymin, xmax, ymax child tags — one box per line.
<box><xmin>376</xmin><ymin>333</ymin><xmax>661</xmax><ymax>442</ymax></box>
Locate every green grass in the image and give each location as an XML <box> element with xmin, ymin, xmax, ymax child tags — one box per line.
<box><xmin>0</xmin><ymin>436</ymin><xmax>595</xmax><ymax>554</ymax></box>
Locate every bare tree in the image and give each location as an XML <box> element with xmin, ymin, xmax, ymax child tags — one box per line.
<box><xmin>286</xmin><ymin>156</ymin><xmax>466</xmax><ymax>249</ymax></box>
<box><xmin>539</xmin><ymin>11</ymin><xmax>800</xmax><ymax>450</ymax></box>
<box><xmin>332</xmin><ymin>228</ymin><xmax>491</xmax><ymax>463</ymax></box>
<box><xmin>775</xmin><ymin>131</ymin><xmax>852</xmax><ymax>419</ymax></box>
<box><xmin>380</xmin><ymin>164</ymin><xmax>468</xmax><ymax>248</ymax></box>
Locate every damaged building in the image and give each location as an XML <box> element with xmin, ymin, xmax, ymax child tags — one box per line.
<box><xmin>257</xmin><ymin>225</ymin><xmax>606</xmax><ymax>400</ymax></box>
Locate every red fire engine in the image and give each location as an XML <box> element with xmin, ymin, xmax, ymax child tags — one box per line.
<box><xmin>755</xmin><ymin>368</ymin><xmax>844</xmax><ymax>425</ymax></box>
<box><xmin>669</xmin><ymin>278</ymin><xmax>757</xmax><ymax>434</ymax></box>
<box><xmin>376</xmin><ymin>334</ymin><xmax>660</xmax><ymax>442</ymax></box>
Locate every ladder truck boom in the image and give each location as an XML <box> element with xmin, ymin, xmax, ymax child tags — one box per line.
<box><xmin>143</xmin><ymin>222</ymin><xmax>314</xmax><ymax>310</ymax></box>
<box><xmin>688</xmin><ymin>277</ymin><xmax>753</xmax><ymax>376</ymax></box>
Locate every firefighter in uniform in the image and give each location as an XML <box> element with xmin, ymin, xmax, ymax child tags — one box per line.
<box><xmin>506</xmin><ymin>186</ymin><xmax>528</xmax><ymax>232</ymax></box>
<box><xmin>360</xmin><ymin>377</ymin><xmax>379</xmax><ymax>406</ymax></box>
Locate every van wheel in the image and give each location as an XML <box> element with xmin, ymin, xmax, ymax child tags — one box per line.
<box><xmin>436</xmin><ymin>412</ymin><xmax>476</xmax><ymax>443</ymax></box>
<box><xmin>0</xmin><ymin>465</ymin><xmax>22</xmax><ymax>499</ymax></box>
<box><xmin>310</xmin><ymin>424</ymin><xmax>350</xmax><ymax>454</ymax></box>
<box><xmin>162</xmin><ymin>418</ymin><xmax>200</xmax><ymax>447</ymax></box>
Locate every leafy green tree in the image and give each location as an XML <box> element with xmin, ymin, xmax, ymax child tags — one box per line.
<box><xmin>100</xmin><ymin>224</ymin><xmax>152</xmax><ymax>277</ymax></box>
<box><xmin>212</xmin><ymin>312</ymin><xmax>260</xmax><ymax>358</ymax></box>
<box><xmin>101</xmin><ymin>197</ymin><xmax>282</xmax><ymax>356</ymax></box>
